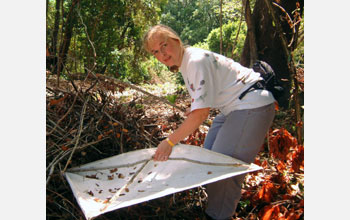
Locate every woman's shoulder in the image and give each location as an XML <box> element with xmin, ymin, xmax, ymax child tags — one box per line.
<box><xmin>185</xmin><ymin>47</ymin><xmax>212</xmax><ymax>63</ymax></box>
<box><xmin>186</xmin><ymin>47</ymin><xmax>210</xmax><ymax>56</ymax></box>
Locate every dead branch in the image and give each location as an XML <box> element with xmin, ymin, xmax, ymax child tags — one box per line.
<box><xmin>272</xmin><ymin>2</ymin><xmax>296</xmax><ymax>48</ymax></box>
<box><xmin>63</xmin><ymin>95</ymin><xmax>89</xmax><ymax>172</ymax></box>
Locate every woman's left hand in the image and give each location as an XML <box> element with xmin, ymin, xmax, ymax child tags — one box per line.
<box><xmin>153</xmin><ymin>139</ymin><xmax>173</xmax><ymax>161</ymax></box>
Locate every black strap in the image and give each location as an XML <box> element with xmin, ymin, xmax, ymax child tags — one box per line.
<box><xmin>238</xmin><ymin>80</ymin><xmax>265</xmax><ymax>100</ymax></box>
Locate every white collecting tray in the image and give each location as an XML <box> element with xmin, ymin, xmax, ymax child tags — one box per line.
<box><xmin>64</xmin><ymin>144</ymin><xmax>261</xmax><ymax>219</ymax></box>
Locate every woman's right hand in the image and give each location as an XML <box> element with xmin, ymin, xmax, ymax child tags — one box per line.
<box><xmin>153</xmin><ymin>139</ymin><xmax>173</xmax><ymax>161</ymax></box>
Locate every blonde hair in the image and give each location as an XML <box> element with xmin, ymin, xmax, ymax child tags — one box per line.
<box><xmin>143</xmin><ymin>24</ymin><xmax>184</xmax><ymax>53</ymax></box>
<box><xmin>143</xmin><ymin>24</ymin><xmax>185</xmax><ymax>72</ymax></box>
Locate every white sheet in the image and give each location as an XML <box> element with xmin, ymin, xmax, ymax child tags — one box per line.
<box><xmin>64</xmin><ymin>144</ymin><xmax>261</xmax><ymax>219</ymax></box>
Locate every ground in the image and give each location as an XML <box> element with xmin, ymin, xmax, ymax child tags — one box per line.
<box><xmin>46</xmin><ymin>75</ymin><xmax>304</xmax><ymax>220</ymax></box>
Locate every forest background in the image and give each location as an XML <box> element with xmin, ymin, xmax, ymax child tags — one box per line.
<box><xmin>1</xmin><ymin>0</ymin><xmax>350</xmax><ymax>220</ymax></box>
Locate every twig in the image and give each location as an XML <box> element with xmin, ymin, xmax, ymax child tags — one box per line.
<box><xmin>47</xmin><ymin>188</ymin><xmax>84</xmax><ymax>216</ymax></box>
<box><xmin>47</xmin><ymin>151</ymin><xmax>65</xmax><ymax>172</ymax></box>
<box><xmin>101</xmin><ymin>108</ymin><xmax>125</xmax><ymax>153</ymax></box>
<box><xmin>69</xmin><ymin>78</ymin><xmax>83</xmax><ymax>94</ymax></box>
<box><xmin>77</xmin><ymin>137</ymin><xmax>108</xmax><ymax>151</ymax></box>
<box><xmin>46</xmin><ymin>163</ymin><xmax>56</xmax><ymax>185</ymax></box>
<box><xmin>47</xmin><ymin>93</ymin><xmax>78</xmax><ymax>136</ymax></box>
<box><xmin>46</xmin><ymin>151</ymin><xmax>71</xmax><ymax>186</ymax></box>
<box><xmin>46</xmin><ymin>86</ymin><xmax>71</xmax><ymax>95</ymax></box>
<box><xmin>135</xmin><ymin>121</ymin><xmax>159</xmax><ymax>147</ymax></box>
<box><xmin>46</xmin><ymin>86</ymin><xmax>59</xmax><ymax>95</ymax></box>
<box><xmin>63</xmin><ymin>95</ymin><xmax>89</xmax><ymax>172</ymax></box>
<box><xmin>244</xmin><ymin>205</ymin><xmax>258</xmax><ymax>220</ymax></box>
<box><xmin>168</xmin><ymin>157</ymin><xmax>248</xmax><ymax>168</ymax></box>
<box><xmin>100</xmin><ymin>159</ymin><xmax>152</xmax><ymax>212</ymax></box>
<box><xmin>84</xmin><ymin>78</ymin><xmax>98</xmax><ymax>93</ymax></box>
<box><xmin>76</xmin><ymin>4</ymin><xmax>97</xmax><ymax>72</ymax></box>
<box><xmin>67</xmin><ymin>156</ymin><xmax>248</xmax><ymax>173</ymax></box>
<box><xmin>46</xmin><ymin>137</ymin><xmax>105</xmax><ymax>175</ymax></box>
<box><xmin>67</xmin><ymin>158</ymin><xmax>151</xmax><ymax>173</ymax></box>
<box><xmin>47</xmin><ymin>118</ymin><xmax>67</xmax><ymax>136</ymax></box>
<box><xmin>266</xmin><ymin>130</ymin><xmax>270</xmax><ymax>152</ymax></box>
<box><xmin>271</xmin><ymin>199</ymin><xmax>292</xmax><ymax>206</ymax></box>
<box><xmin>272</xmin><ymin>2</ymin><xmax>296</xmax><ymax>48</ymax></box>
<box><xmin>264</xmin><ymin>0</ymin><xmax>293</xmax><ymax>63</ymax></box>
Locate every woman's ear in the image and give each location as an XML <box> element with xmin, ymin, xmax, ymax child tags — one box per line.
<box><xmin>174</xmin><ymin>38</ymin><xmax>180</xmax><ymax>43</ymax></box>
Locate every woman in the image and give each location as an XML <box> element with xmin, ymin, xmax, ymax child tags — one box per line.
<box><xmin>143</xmin><ymin>24</ymin><xmax>275</xmax><ymax>220</ymax></box>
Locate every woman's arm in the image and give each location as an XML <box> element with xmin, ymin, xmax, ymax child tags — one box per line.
<box><xmin>153</xmin><ymin>107</ymin><xmax>210</xmax><ymax>161</ymax></box>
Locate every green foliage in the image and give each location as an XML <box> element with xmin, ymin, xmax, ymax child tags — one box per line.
<box><xmin>166</xmin><ymin>94</ymin><xmax>177</xmax><ymax>104</ymax></box>
<box><xmin>73</xmin><ymin>0</ymin><xmax>164</xmax><ymax>82</ymax></box>
<box><xmin>109</xmin><ymin>48</ymin><xmax>152</xmax><ymax>83</ymax></box>
<box><xmin>293</xmin><ymin>16</ymin><xmax>304</xmax><ymax>68</ymax></box>
<box><xmin>160</xmin><ymin>0</ymin><xmax>221</xmax><ymax>45</ymax></box>
<box><xmin>140</xmin><ymin>56</ymin><xmax>176</xmax><ymax>83</ymax></box>
<box><xmin>206</xmin><ymin>21</ymin><xmax>247</xmax><ymax>59</ymax></box>
<box><xmin>141</xmin><ymin>82</ymin><xmax>179</xmax><ymax>97</ymax></box>
<box><xmin>293</xmin><ymin>40</ymin><xmax>304</xmax><ymax>68</ymax></box>
<box><xmin>193</xmin><ymin>41</ymin><xmax>210</xmax><ymax>51</ymax></box>
<box><xmin>238</xmin><ymin>200</ymin><xmax>250</xmax><ymax>209</ymax></box>
<box><xmin>160</xmin><ymin>0</ymin><xmax>243</xmax><ymax>46</ymax></box>
<box><xmin>46</xmin><ymin>1</ymin><xmax>55</xmax><ymax>39</ymax></box>
<box><xmin>47</xmin><ymin>0</ymin><xmax>167</xmax><ymax>83</ymax></box>
<box><xmin>135</xmin><ymin>103</ymin><xmax>145</xmax><ymax>109</ymax></box>
<box><xmin>46</xmin><ymin>0</ymin><xmax>250</xmax><ymax>84</ymax></box>
<box><xmin>141</xmin><ymin>56</ymin><xmax>168</xmax><ymax>78</ymax></box>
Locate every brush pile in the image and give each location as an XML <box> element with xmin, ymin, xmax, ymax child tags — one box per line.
<box><xmin>46</xmin><ymin>75</ymin><xmax>208</xmax><ymax>219</ymax></box>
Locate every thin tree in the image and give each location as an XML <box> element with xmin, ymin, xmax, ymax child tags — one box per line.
<box><xmin>51</xmin><ymin>0</ymin><xmax>60</xmax><ymax>73</ymax></box>
<box><xmin>219</xmin><ymin>0</ymin><xmax>223</xmax><ymax>55</ymax></box>
<box><xmin>241</xmin><ymin>0</ymin><xmax>257</xmax><ymax>67</ymax></box>
<box><xmin>57</xmin><ymin>0</ymin><xmax>80</xmax><ymax>86</ymax></box>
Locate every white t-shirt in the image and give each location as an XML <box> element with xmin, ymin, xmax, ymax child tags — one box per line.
<box><xmin>179</xmin><ymin>47</ymin><xmax>275</xmax><ymax>115</ymax></box>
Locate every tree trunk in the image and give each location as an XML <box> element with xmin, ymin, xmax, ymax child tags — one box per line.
<box><xmin>240</xmin><ymin>0</ymin><xmax>258</xmax><ymax>67</ymax></box>
<box><xmin>57</xmin><ymin>0</ymin><xmax>80</xmax><ymax>86</ymax></box>
<box><xmin>46</xmin><ymin>0</ymin><xmax>49</xmax><ymax>18</ymax></box>
<box><xmin>263</xmin><ymin>0</ymin><xmax>303</xmax><ymax>143</ymax></box>
<box><xmin>231</xmin><ymin>3</ymin><xmax>244</xmax><ymax>58</ymax></box>
<box><xmin>219</xmin><ymin>0</ymin><xmax>223</xmax><ymax>55</ymax></box>
<box><xmin>85</xmin><ymin>4</ymin><xmax>107</xmax><ymax>72</ymax></box>
<box><xmin>50</xmin><ymin>0</ymin><xmax>60</xmax><ymax>73</ymax></box>
<box><xmin>240</xmin><ymin>0</ymin><xmax>304</xmax><ymax>109</ymax></box>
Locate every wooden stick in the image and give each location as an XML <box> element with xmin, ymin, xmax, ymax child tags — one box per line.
<box><xmin>63</xmin><ymin>95</ymin><xmax>89</xmax><ymax>172</ymax></box>
<box><xmin>67</xmin><ymin>156</ymin><xmax>248</xmax><ymax>173</ymax></box>
<box><xmin>100</xmin><ymin>159</ymin><xmax>152</xmax><ymax>212</ymax></box>
<box><xmin>272</xmin><ymin>2</ymin><xmax>296</xmax><ymax>48</ymax></box>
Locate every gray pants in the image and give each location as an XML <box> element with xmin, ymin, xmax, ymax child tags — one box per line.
<box><xmin>204</xmin><ymin>103</ymin><xmax>275</xmax><ymax>219</ymax></box>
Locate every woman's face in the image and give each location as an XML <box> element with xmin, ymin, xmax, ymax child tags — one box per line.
<box><xmin>148</xmin><ymin>33</ymin><xmax>183</xmax><ymax>67</ymax></box>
